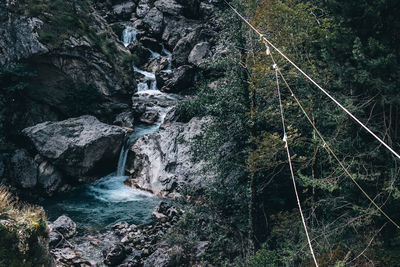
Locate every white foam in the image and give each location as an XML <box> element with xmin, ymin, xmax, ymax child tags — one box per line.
<box><xmin>88</xmin><ymin>175</ymin><xmax>154</xmax><ymax>203</ymax></box>
<box><xmin>122</xmin><ymin>26</ymin><xmax>138</xmax><ymax>47</ymax></box>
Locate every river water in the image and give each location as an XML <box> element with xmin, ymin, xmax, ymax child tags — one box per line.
<box><xmin>42</xmin><ymin>25</ymin><xmax>174</xmax><ymax>232</ymax></box>
<box><xmin>42</xmin><ymin>123</ymin><xmax>161</xmax><ymax>230</ymax></box>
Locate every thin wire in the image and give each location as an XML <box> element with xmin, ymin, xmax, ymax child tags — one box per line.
<box><xmin>270</xmin><ymin>52</ymin><xmax>400</xmax><ymax>230</ymax></box>
<box><xmin>274</xmin><ymin>65</ymin><xmax>320</xmax><ymax>267</ymax></box>
<box><xmin>223</xmin><ymin>0</ymin><xmax>400</xmax><ymax>160</ymax></box>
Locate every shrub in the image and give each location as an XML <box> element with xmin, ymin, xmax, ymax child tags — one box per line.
<box><xmin>0</xmin><ymin>185</ymin><xmax>51</xmax><ymax>267</ymax></box>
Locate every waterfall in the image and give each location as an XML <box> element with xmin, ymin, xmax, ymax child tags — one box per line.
<box><xmin>116</xmin><ymin>143</ymin><xmax>129</xmax><ymax>177</ymax></box>
<box><xmin>122</xmin><ymin>26</ymin><xmax>138</xmax><ymax>47</ymax></box>
<box><xmin>134</xmin><ymin>66</ymin><xmax>158</xmax><ymax>91</ymax></box>
<box><xmin>162</xmin><ymin>46</ymin><xmax>172</xmax><ymax>73</ymax></box>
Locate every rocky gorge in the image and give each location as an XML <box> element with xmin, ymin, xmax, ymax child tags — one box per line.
<box><xmin>1</xmin><ymin>0</ymin><xmax>223</xmax><ymax>266</ymax></box>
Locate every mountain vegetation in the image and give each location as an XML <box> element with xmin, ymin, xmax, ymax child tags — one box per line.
<box><xmin>1</xmin><ymin>0</ymin><xmax>399</xmax><ymax>265</ymax></box>
<box><xmin>174</xmin><ymin>0</ymin><xmax>400</xmax><ymax>265</ymax></box>
<box><xmin>0</xmin><ymin>186</ymin><xmax>50</xmax><ymax>267</ymax></box>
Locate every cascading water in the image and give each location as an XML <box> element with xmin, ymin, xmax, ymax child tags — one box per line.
<box><xmin>43</xmin><ymin>25</ymin><xmax>176</xmax><ymax>228</ymax></box>
<box><xmin>162</xmin><ymin>46</ymin><xmax>172</xmax><ymax>73</ymax></box>
<box><xmin>134</xmin><ymin>66</ymin><xmax>157</xmax><ymax>92</ymax></box>
<box><xmin>41</xmin><ymin>25</ymin><xmax>176</xmax><ymax>264</ymax></box>
<box><xmin>122</xmin><ymin>26</ymin><xmax>137</xmax><ymax>47</ymax></box>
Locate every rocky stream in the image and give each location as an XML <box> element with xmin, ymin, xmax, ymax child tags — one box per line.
<box><xmin>0</xmin><ymin>0</ymin><xmax>221</xmax><ymax>265</ymax></box>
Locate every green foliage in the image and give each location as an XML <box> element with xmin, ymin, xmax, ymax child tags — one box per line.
<box><xmin>174</xmin><ymin>0</ymin><xmax>400</xmax><ymax>265</ymax></box>
<box><xmin>247</xmin><ymin>244</ymin><xmax>279</xmax><ymax>267</ymax></box>
<box><xmin>0</xmin><ymin>186</ymin><xmax>50</xmax><ymax>267</ymax></box>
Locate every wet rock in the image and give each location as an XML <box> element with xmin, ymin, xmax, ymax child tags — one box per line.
<box><xmin>132</xmin><ymin>102</ymin><xmax>147</xmax><ymax>118</ymax></box>
<box><xmin>152</xmin><ymin>201</ymin><xmax>177</xmax><ymax>220</ymax></box>
<box><xmin>154</xmin><ymin>0</ymin><xmax>183</xmax><ymax>16</ymax></box>
<box><xmin>161</xmin><ymin>65</ymin><xmax>195</xmax><ymax>93</ymax></box>
<box><xmin>50</xmin><ymin>215</ymin><xmax>77</xmax><ymax>239</ymax></box>
<box><xmin>188</xmin><ymin>42</ymin><xmax>210</xmax><ymax>66</ymax></box>
<box><xmin>127</xmin><ymin>117</ymin><xmax>210</xmax><ymax>197</ymax></box>
<box><xmin>127</xmin><ymin>41</ymin><xmax>151</xmax><ymax>66</ymax></box>
<box><xmin>142</xmin><ymin>8</ymin><xmax>164</xmax><ymax>36</ymax></box>
<box><xmin>139</xmin><ymin>36</ymin><xmax>162</xmax><ymax>53</ymax></box>
<box><xmin>160</xmin><ymin>106</ymin><xmax>179</xmax><ymax>128</ymax></box>
<box><xmin>49</xmin><ymin>231</ymin><xmax>64</xmax><ymax>249</ymax></box>
<box><xmin>155</xmin><ymin>71</ymin><xmax>173</xmax><ymax>89</ymax></box>
<box><xmin>140</xmin><ymin>110</ymin><xmax>159</xmax><ymax>125</ymax></box>
<box><xmin>51</xmin><ymin>248</ymin><xmax>81</xmax><ymax>266</ymax></box>
<box><xmin>11</xmin><ymin>149</ymin><xmax>38</xmax><ymax>189</ymax></box>
<box><xmin>103</xmin><ymin>244</ymin><xmax>126</xmax><ymax>266</ymax></box>
<box><xmin>22</xmin><ymin>116</ymin><xmax>127</xmax><ymax>182</ymax></box>
<box><xmin>114</xmin><ymin>111</ymin><xmax>135</xmax><ymax>129</ymax></box>
<box><xmin>145</xmin><ymin>56</ymin><xmax>170</xmax><ymax>73</ymax></box>
<box><xmin>113</xmin><ymin>1</ymin><xmax>136</xmax><ymax>21</ymax></box>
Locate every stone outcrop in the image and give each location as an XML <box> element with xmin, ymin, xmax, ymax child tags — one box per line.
<box><xmin>142</xmin><ymin>7</ymin><xmax>164</xmax><ymax>36</ymax></box>
<box><xmin>188</xmin><ymin>41</ymin><xmax>211</xmax><ymax>66</ymax></box>
<box><xmin>103</xmin><ymin>244</ymin><xmax>126</xmax><ymax>266</ymax></box>
<box><xmin>126</xmin><ymin>117</ymin><xmax>210</xmax><ymax>197</ymax></box>
<box><xmin>0</xmin><ymin>15</ymin><xmax>48</xmax><ymax>65</ymax></box>
<box><xmin>113</xmin><ymin>1</ymin><xmax>136</xmax><ymax>21</ymax></box>
<box><xmin>22</xmin><ymin>116</ymin><xmax>127</xmax><ymax>182</ymax></box>
<box><xmin>161</xmin><ymin>65</ymin><xmax>195</xmax><ymax>93</ymax></box>
<box><xmin>50</xmin><ymin>215</ymin><xmax>77</xmax><ymax>239</ymax></box>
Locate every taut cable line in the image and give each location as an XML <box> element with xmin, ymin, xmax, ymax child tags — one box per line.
<box><xmin>223</xmin><ymin>0</ymin><xmax>400</xmax><ymax>160</ymax></box>
<box><xmin>274</xmin><ymin>64</ymin><xmax>320</xmax><ymax>266</ymax></box>
<box><xmin>274</xmin><ymin>57</ymin><xmax>400</xmax><ymax>230</ymax></box>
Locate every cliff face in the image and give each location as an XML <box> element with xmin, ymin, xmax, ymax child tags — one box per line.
<box><xmin>0</xmin><ymin>0</ymin><xmax>136</xmax><ymax>126</ymax></box>
<box><xmin>0</xmin><ymin>0</ymin><xmax>138</xmax><ymax>194</ymax></box>
<box><xmin>0</xmin><ymin>0</ymin><xmax>224</xmax><ymax>200</ymax></box>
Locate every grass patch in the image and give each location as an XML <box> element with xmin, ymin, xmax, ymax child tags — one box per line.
<box><xmin>0</xmin><ymin>185</ymin><xmax>50</xmax><ymax>267</ymax></box>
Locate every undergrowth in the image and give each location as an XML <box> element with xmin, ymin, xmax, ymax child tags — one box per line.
<box><xmin>0</xmin><ymin>185</ymin><xmax>50</xmax><ymax>267</ymax></box>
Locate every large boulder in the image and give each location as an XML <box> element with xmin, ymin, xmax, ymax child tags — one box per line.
<box><xmin>154</xmin><ymin>0</ymin><xmax>183</xmax><ymax>16</ymax></box>
<box><xmin>144</xmin><ymin>56</ymin><xmax>170</xmax><ymax>73</ymax></box>
<box><xmin>188</xmin><ymin>42</ymin><xmax>211</xmax><ymax>66</ymax></box>
<box><xmin>136</xmin><ymin>0</ymin><xmax>152</xmax><ymax>18</ymax></box>
<box><xmin>103</xmin><ymin>244</ymin><xmax>126</xmax><ymax>266</ymax></box>
<box><xmin>127</xmin><ymin>117</ymin><xmax>210</xmax><ymax>197</ymax></box>
<box><xmin>113</xmin><ymin>1</ymin><xmax>136</xmax><ymax>21</ymax></box>
<box><xmin>172</xmin><ymin>28</ymin><xmax>216</xmax><ymax>66</ymax></box>
<box><xmin>142</xmin><ymin>7</ymin><xmax>164</xmax><ymax>36</ymax></box>
<box><xmin>162</xmin><ymin>17</ymin><xmax>201</xmax><ymax>49</ymax></box>
<box><xmin>9</xmin><ymin>149</ymin><xmax>64</xmax><ymax>195</ymax></box>
<box><xmin>0</xmin><ymin>9</ymin><xmax>48</xmax><ymax>65</ymax></box>
<box><xmin>50</xmin><ymin>215</ymin><xmax>77</xmax><ymax>239</ymax></box>
<box><xmin>161</xmin><ymin>65</ymin><xmax>195</xmax><ymax>93</ymax></box>
<box><xmin>22</xmin><ymin>116</ymin><xmax>127</xmax><ymax>181</ymax></box>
